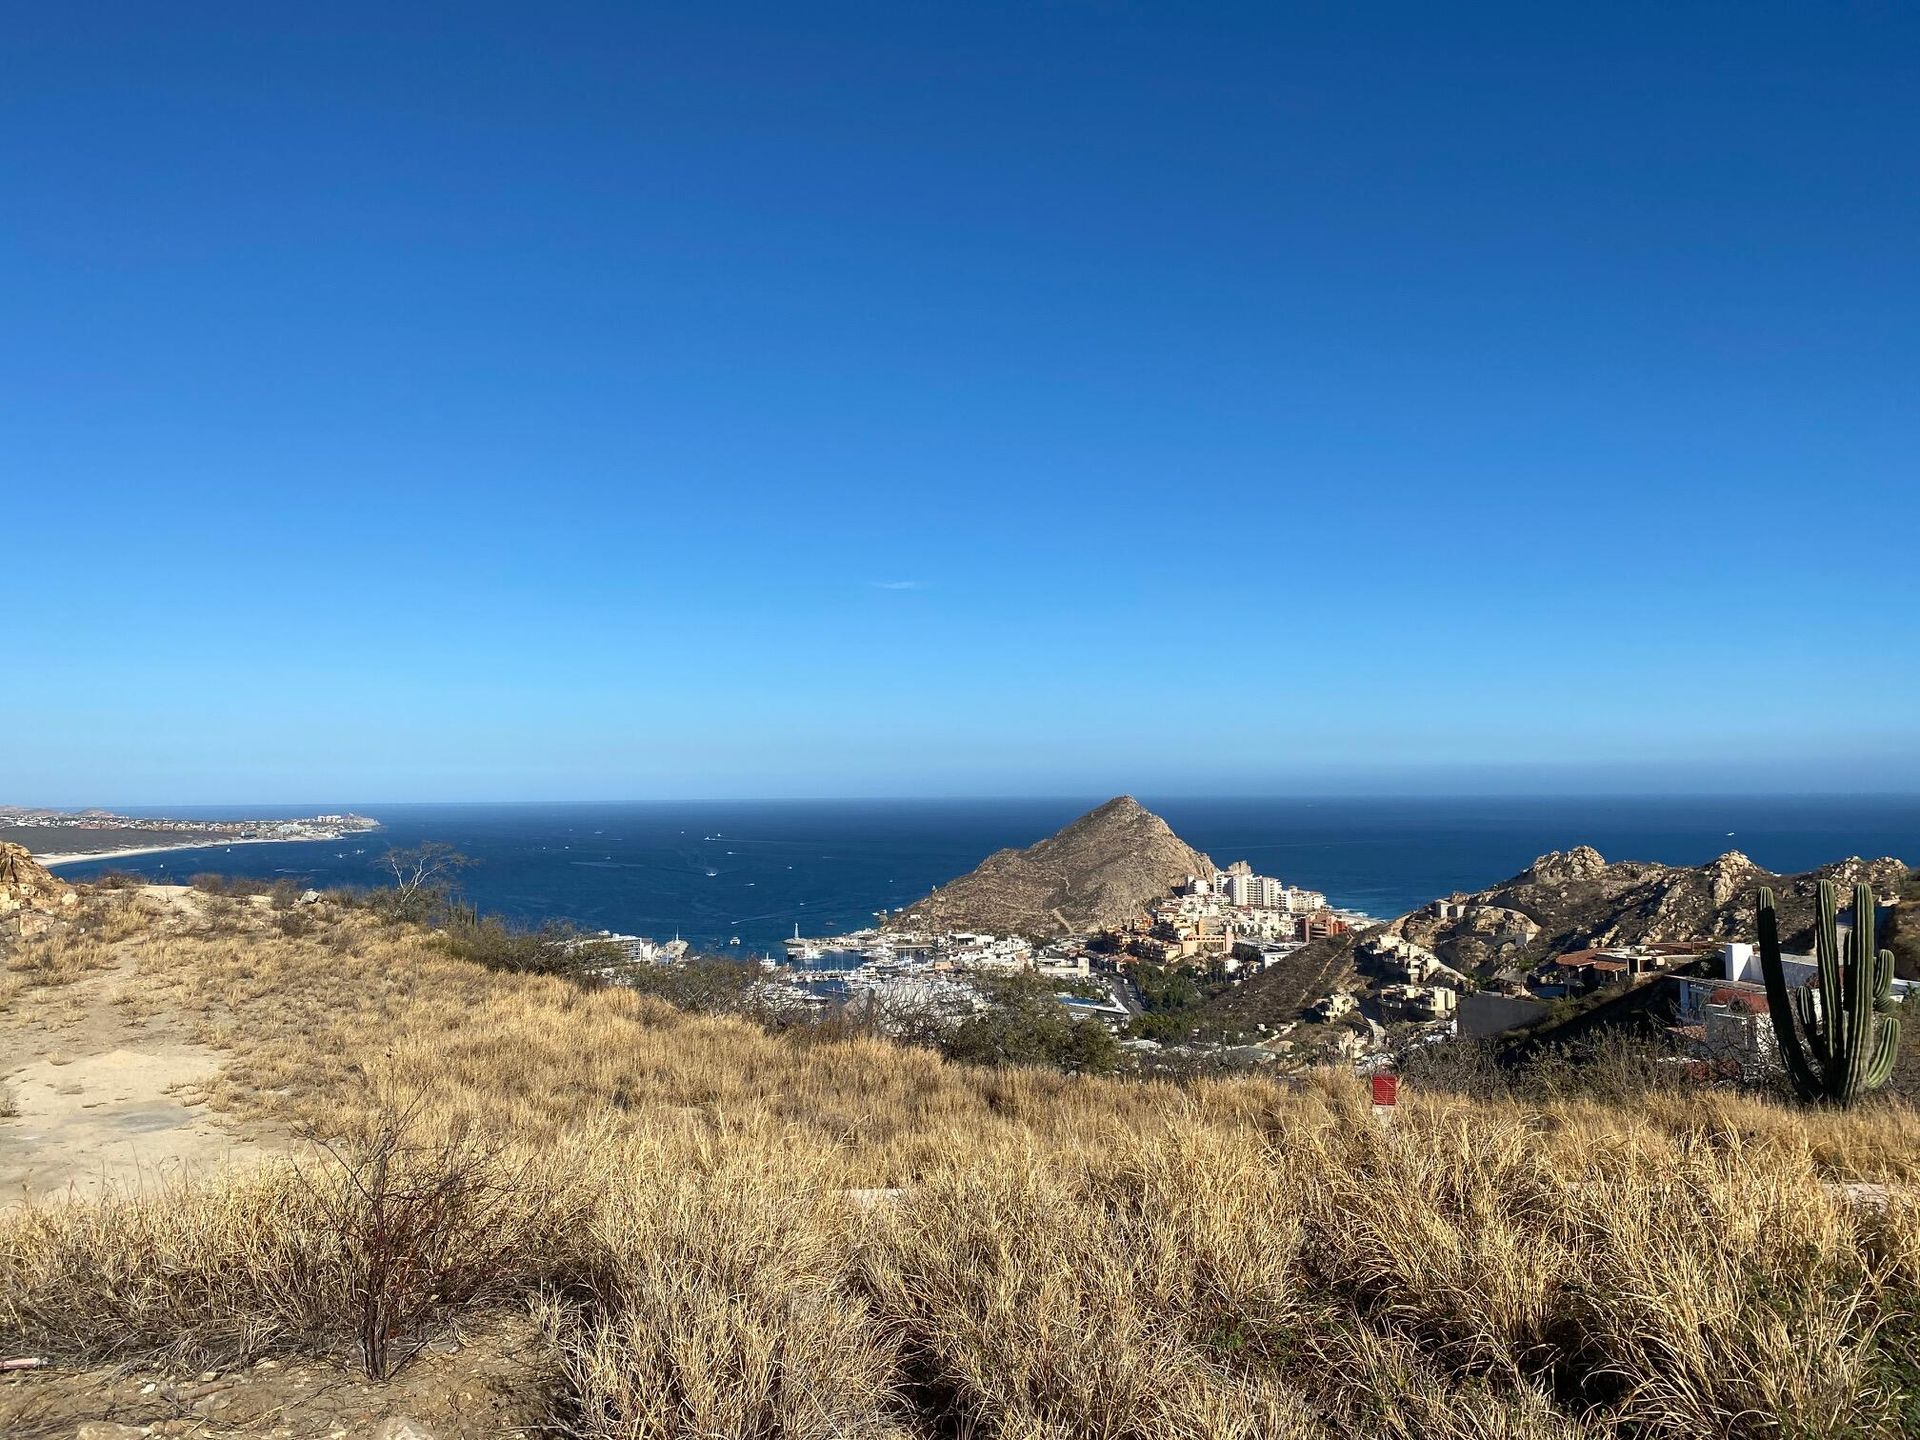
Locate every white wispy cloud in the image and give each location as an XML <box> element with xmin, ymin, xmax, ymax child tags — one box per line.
<box><xmin>870</xmin><ymin>579</ymin><xmax>925</xmax><ymax>591</ymax></box>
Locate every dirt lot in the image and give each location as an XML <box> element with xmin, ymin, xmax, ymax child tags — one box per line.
<box><xmin>1</xmin><ymin>889</ymin><xmax>279</xmax><ymax>1208</ymax></box>
<box><xmin>0</xmin><ymin>1317</ymin><xmax>554</xmax><ymax>1440</ymax></box>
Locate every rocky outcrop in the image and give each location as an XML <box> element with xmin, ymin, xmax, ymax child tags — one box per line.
<box><xmin>1392</xmin><ymin>846</ymin><xmax>1910</xmax><ymax>978</ymax></box>
<box><xmin>1206</xmin><ymin>842</ymin><xmax>1914</xmax><ymax>1028</ymax></box>
<box><xmin>1</xmin><ymin>841</ymin><xmax>77</xmax><ymax>934</ymax></box>
<box><xmin>1525</xmin><ymin>846</ymin><xmax>1610</xmax><ymax>885</ymax></box>
<box><xmin>889</xmin><ymin>796</ymin><xmax>1214</xmax><ymax>938</ymax></box>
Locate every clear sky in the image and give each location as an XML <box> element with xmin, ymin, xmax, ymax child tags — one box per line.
<box><xmin>6</xmin><ymin>3</ymin><xmax>1917</xmax><ymax>804</ymax></box>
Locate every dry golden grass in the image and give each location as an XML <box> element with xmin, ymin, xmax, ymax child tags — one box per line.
<box><xmin>0</xmin><ymin>891</ymin><xmax>166</xmax><ymax>1007</ymax></box>
<box><xmin>3</xmin><ymin>892</ymin><xmax>1919</xmax><ymax>1438</ymax></box>
<box><xmin>3</xmin><ymin>930</ymin><xmax>115</xmax><ymax>989</ymax></box>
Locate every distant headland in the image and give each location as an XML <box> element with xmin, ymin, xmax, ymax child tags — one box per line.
<box><xmin>0</xmin><ymin>806</ymin><xmax>381</xmax><ymax>867</ymax></box>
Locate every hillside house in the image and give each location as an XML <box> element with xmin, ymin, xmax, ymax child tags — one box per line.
<box><xmin>1308</xmin><ymin>991</ymin><xmax>1358</xmax><ymax>1022</ymax></box>
<box><xmin>1378</xmin><ymin>984</ymin><xmax>1457</xmax><ymax>1021</ymax></box>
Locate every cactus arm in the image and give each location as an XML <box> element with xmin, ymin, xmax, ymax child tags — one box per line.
<box><xmin>1800</xmin><ymin>984</ymin><xmax>1833</xmax><ymax>1074</ymax></box>
<box><xmin>1794</xmin><ymin>986</ymin><xmax>1821</xmax><ymax>1045</ymax></box>
<box><xmin>1874</xmin><ymin>946</ymin><xmax>1897</xmax><ymax>1012</ymax></box>
<box><xmin>1815</xmin><ymin>882</ymin><xmax>1845</xmax><ymax>1078</ymax></box>
<box><xmin>1839</xmin><ymin>883</ymin><xmax>1879</xmax><ymax>1101</ymax></box>
<box><xmin>1757</xmin><ymin>886</ymin><xmax>1824</xmax><ymax>1101</ymax></box>
<box><xmin>1868</xmin><ymin>1014</ymin><xmax>1901</xmax><ymax>1090</ymax></box>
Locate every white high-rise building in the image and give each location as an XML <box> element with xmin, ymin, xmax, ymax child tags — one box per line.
<box><xmin>1283</xmin><ymin>886</ymin><xmax>1328</xmax><ymax>915</ymax></box>
<box><xmin>1223</xmin><ymin>873</ymin><xmax>1287</xmax><ymax>909</ymax></box>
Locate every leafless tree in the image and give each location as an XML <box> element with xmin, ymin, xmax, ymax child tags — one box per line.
<box><xmin>380</xmin><ymin>842</ymin><xmax>472</xmax><ymax>906</ymax></box>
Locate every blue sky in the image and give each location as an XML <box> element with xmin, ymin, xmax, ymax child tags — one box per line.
<box><xmin>6</xmin><ymin>3</ymin><xmax>1917</xmax><ymax>804</ymax></box>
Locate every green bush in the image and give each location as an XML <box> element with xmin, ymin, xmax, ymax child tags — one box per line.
<box><xmin>943</xmin><ymin>971</ymin><xmax>1121</xmax><ymax>1074</ymax></box>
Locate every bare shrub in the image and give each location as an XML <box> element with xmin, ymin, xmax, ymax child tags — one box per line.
<box><xmin>0</xmin><ymin>1093</ymin><xmax>583</xmax><ymax>1379</ymax></box>
<box><xmin>191</xmin><ymin>892</ymin><xmax>251</xmax><ymax>938</ymax></box>
<box><xmin>274</xmin><ymin>907</ymin><xmax>316</xmax><ymax>939</ymax></box>
<box><xmin>297</xmin><ymin>1090</ymin><xmax>559</xmax><ymax>1379</ymax></box>
<box><xmin>190</xmin><ymin>873</ymin><xmax>277</xmax><ymax>898</ymax></box>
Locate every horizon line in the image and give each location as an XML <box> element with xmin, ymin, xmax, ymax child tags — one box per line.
<box><xmin>13</xmin><ymin>789</ymin><xmax>1920</xmax><ymax>812</ymax></box>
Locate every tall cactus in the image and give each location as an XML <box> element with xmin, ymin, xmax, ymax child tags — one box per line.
<box><xmin>1755</xmin><ymin>880</ymin><xmax>1901</xmax><ymax>1105</ymax></box>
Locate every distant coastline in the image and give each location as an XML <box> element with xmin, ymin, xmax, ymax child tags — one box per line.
<box><xmin>36</xmin><ymin>833</ymin><xmax>372</xmax><ymax>868</ymax></box>
<box><xmin>29</xmin><ymin>795</ymin><xmax>1920</xmax><ymax>957</ymax></box>
<box><xmin>5</xmin><ymin>808</ymin><xmax>382</xmax><ymax>869</ymax></box>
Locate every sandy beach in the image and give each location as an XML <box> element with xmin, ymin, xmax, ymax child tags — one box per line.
<box><xmin>36</xmin><ymin>834</ymin><xmax>371</xmax><ymax>868</ymax></box>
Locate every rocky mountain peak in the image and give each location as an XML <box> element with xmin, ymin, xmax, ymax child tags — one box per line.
<box><xmin>1705</xmin><ymin>850</ymin><xmax>1761</xmax><ymax>905</ymax></box>
<box><xmin>890</xmin><ymin>796</ymin><xmax>1214</xmax><ymax>937</ymax></box>
<box><xmin>1525</xmin><ymin>846</ymin><xmax>1609</xmax><ymax>884</ymax></box>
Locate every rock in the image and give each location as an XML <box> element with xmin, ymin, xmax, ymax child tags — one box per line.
<box><xmin>1524</xmin><ymin>846</ymin><xmax>1609</xmax><ymax>884</ymax></box>
<box><xmin>75</xmin><ymin>1424</ymin><xmax>149</xmax><ymax>1440</ymax></box>
<box><xmin>0</xmin><ymin>843</ymin><xmax>78</xmax><ymax>923</ymax></box>
<box><xmin>1705</xmin><ymin>850</ymin><xmax>1759</xmax><ymax>906</ymax></box>
<box><xmin>365</xmin><ymin>1419</ymin><xmax>438</xmax><ymax>1440</ymax></box>
<box><xmin>1373</xmin><ymin>846</ymin><xmax>1909</xmax><ymax>981</ymax></box>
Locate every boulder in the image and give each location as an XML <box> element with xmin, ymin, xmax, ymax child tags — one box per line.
<box><xmin>1</xmin><ymin>842</ymin><xmax>77</xmax><ymax>921</ymax></box>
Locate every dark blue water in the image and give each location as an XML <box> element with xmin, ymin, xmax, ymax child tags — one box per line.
<box><xmin>50</xmin><ymin>796</ymin><xmax>1920</xmax><ymax>958</ymax></box>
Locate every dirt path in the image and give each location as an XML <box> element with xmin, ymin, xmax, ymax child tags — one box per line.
<box><xmin>1</xmin><ymin>890</ymin><xmax>282</xmax><ymax>1208</ymax></box>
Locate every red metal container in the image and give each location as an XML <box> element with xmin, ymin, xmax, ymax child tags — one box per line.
<box><xmin>1370</xmin><ymin>1074</ymin><xmax>1399</xmax><ymax>1107</ymax></box>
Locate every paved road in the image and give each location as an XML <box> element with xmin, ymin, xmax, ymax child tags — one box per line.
<box><xmin>1100</xmin><ymin>972</ymin><xmax>1142</xmax><ymax>1015</ymax></box>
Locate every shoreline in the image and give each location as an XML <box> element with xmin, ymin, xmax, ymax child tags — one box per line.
<box><xmin>35</xmin><ymin>833</ymin><xmax>378</xmax><ymax>868</ymax></box>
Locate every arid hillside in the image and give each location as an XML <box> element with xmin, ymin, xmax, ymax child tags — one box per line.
<box><xmin>1393</xmin><ymin>846</ymin><xmax>1912</xmax><ymax>978</ymax></box>
<box><xmin>4</xmin><ymin>879</ymin><xmax>1919</xmax><ymax>1440</ymax></box>
<box><xmin>1203</xmin><ymin>846</ymin><xmax>1914</xmax><ymax>1029</ymax></box>
<box><xmin>889</xmin><ymin>795</ymin><xmax>1215</xmax><ymax>937</ymax></box>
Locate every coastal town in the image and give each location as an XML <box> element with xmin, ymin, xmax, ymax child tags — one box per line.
<box><xmin>0</xmin><ymin>806</ymin><xmax>381</xmax><ymax>864</ymax></box>
<box><xmin>756</xmin><ymin>863</ymin><xmax>1376</xmax><ymax>1064</ymax></box>
<box><xmin>582</xmin><ymin>804</ymin><xmax>1920</xmax><ymax>1083</ymax></box>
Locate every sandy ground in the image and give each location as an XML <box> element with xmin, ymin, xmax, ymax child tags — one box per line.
<box><xmin>35</xmin><ymin>836</ymin><xmax>357</xmax><ymax>868</ymax></box>
<box><xmin>1</xmin><ymin>889</ymin><xmax>282</xmax><ymax>1209</ymax></box>
<box><xmin>1</xmin><ymin>1316</ymin><xmax>552</xmax><ymax>1439</ymax></box>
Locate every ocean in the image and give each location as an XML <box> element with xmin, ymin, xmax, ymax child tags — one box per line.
<box><xmin>49</xmin><ymin>796</ymin><xmax>1920</xmax><ymax>958</ymax></box>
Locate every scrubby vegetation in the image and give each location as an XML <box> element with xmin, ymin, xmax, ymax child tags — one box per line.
<box><xmin>5</xmin><ymin>889</ymin><xmax>1920</xmax><ymax>1437</ymax></box>
<box><xmin>1127</xmin><ymin>959</ymin><xmax>1233</xmax><ymax>1043</ymax></box>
